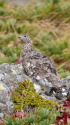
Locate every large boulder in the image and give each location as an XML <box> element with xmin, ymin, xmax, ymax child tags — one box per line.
<box><xmin>0</xmin><ymin>63</ymin><xmax>70</xmax><ymax>118</ymax></box>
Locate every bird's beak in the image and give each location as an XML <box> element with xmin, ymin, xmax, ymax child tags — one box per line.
<box><xmin>18</xmin><ymin>35</ymin><xmax>24</xmax><ymax>42</ymax></box>
<box><xmin>18</xmin><ymin>35</ymin><xmax>22</xmax><ymax>41</ymax></box>
<box><xmin>18</xmin><ymin>36</ymin><xmax>21</xmax><ymax>39</ymax></box>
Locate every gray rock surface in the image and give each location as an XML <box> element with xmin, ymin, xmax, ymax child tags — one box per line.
<box><xmin>0</xmin><ymin>63</ymin><xmax>28</xmax><ymax>118</ymax></box>
<box><xmin>0</xmin><ymin>63</ymin><xmax>70</xmax><ymax>118</ymax></box>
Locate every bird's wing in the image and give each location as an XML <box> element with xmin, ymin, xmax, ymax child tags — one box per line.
<box><xmin>25</xmin><ymin>50</ymin><xmax>58</xmax><ymax>77</ymax></box>
<box><xmin>31</xmin><ymin>50</ymin><xmax>57</xmax><ymax>72</ymax></box>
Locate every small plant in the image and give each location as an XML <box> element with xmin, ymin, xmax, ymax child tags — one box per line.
<box><xmin>56</xmin><ymin>99</ymin><xmax>70</xmax><ymax>125</ymax></box>
<box><xmin>0</xmin><ymin>99</ymin><xmax>70</xmax><ymax>125</ymax></box>
<box><xmin>4</xmin><ymin>107</ymin><xmax>60</xmax><ymax>125</ymax></box>
<box><xmin>11</xmin><ymin>80</ymin><xmax>57</xmax><ymax>111</ymax></box>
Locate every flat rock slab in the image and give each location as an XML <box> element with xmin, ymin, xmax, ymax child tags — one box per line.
<box><xmin>0</xmin><ymin>63</ymin><xmax>70</xmax><ymax>118</ymax></box>
<box><xmin>0</xmin><ymin>63</ymin><xmax>29</xmax><ymax>118</ymax></box>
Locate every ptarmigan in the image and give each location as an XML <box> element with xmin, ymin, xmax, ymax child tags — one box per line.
<box><xmin>18</xmin><ymin>34</ymin><xmax>62</xmax><ymax>94</ymax></box>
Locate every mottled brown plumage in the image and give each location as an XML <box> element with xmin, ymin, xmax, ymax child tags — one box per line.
<box><xmin>18</xmin><ymin>34</ymin><xmax>61</xmax><ymax>89</ymax></box>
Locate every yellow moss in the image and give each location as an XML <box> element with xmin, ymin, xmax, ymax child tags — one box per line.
<box><xmin>11</xmin><ymin>79</ymin><xmax>57</xmax><ymax>111</ymax></box>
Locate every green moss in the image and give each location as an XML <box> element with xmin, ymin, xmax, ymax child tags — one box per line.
<box><xmin>11</xmin><ymin>80</ymin><xmax>57</xmax><ymax>111</ymax></box>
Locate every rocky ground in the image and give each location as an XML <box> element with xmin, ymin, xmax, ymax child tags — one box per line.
<box><xmin>0</xmin><ymin>63</ymin><xmax>70</xmax><ymax>118</ymax></box>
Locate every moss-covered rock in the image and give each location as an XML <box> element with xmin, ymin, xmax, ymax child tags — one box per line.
<box><xmin>11</xmin><ymin>79</ymin><xmax>57</xmax><ymax>111</ymax></box>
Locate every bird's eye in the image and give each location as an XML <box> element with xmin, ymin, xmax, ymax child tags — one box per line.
<box><xmin>24</xmin><ymin>35</ymin><xmax>26</xmax><ymax>37</ymax></box>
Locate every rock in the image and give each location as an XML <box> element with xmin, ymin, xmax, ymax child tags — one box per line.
<box><xmin>0</xmin><ymin>74</ymin><xmax>4</xmax><ymax>81</ymax></box>
<box><xmin>0</xmin><ymin>63</ymin><xmax>70</xmax><ymax>117</ymax></box>
<box><xmin>61</xmin><ymin>76</ymin><xmax>70</xmax><ymax>89</ymax></box>
<box><xmin>0</xmin><ymin>113</ymin><xmax>4</xmax><ymax>118</ymax></box>
<box><xmin>67</xmin><ymin>88</ymin><xmax>70</xmax><ymax>99</ymax></box>
<box><xmin>0</xmin><ymin>63</ymin><xmax>26</xmax><ymax>117</ymax></box>
<box><xmin>41</xmin><ymin>94</ymin><xmax>57</xmax><ymax>101</ymax></box>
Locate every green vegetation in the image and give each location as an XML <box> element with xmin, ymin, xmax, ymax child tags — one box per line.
<box><xmin>11</xmin><ymin>80</ymin><xmax>57</xmax><ymax>111</ymax></box>
<box><xmin>0</xmin><ymin>0</ymin><xmax>70</xmax><ymax>78</ymax></box>
<box><xmin>5</xmin><ymin>108</ymin><xmax>60</xmax><ymax>125</ymax></box>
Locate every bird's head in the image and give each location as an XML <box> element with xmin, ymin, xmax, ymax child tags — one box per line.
<box><xmin>18</xmin><ymin>34</ymin><xmax>31</xmax><ymax>43</ymax></box>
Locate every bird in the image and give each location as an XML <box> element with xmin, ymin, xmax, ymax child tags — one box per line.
<box><xmin>18</xmin><ymin>34</ymin><xmax>62</xmax><ymax>94</ymax></box>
